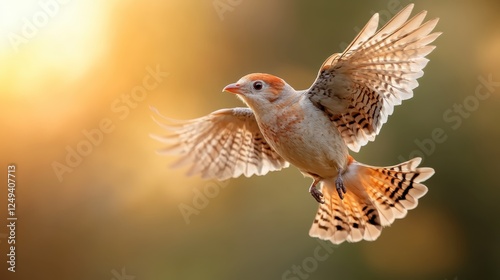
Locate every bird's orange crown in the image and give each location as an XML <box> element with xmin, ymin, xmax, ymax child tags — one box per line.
<box><xmin>244</xmin><ymin>73</ymin><xmax>285</xmax><ymax>96</ymax></box>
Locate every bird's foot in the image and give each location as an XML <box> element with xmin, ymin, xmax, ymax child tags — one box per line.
<box><xmin>335</xmin><ymin>172</ymin><xmax>346</xmax><ymax>200</ymax></box>
<box><xmin>309</xmin><ymin>181</ymin><xmax>324</xmax><ymax>204</ymax></box>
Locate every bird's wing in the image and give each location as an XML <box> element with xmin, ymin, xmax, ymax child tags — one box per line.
<box><xmin>151</xmin><ymin>107</ymin><xmax>290</xmax><ymax>180</ymax></box>
<box><xmin>306</xmin><ymin>4</ymin><xmax>441</xmax><ymax>152</ymax></box>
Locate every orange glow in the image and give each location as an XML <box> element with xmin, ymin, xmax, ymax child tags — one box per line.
<box><xmin>0</xmin><ymin>1</ymin><xmax>498</xmax><ymax>279</ymax></box>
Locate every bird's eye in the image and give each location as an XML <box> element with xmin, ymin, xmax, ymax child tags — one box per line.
<box><xmin>253</xmin><ymin>81</ymin><xmax>263</xmax><ymax>91</ymax></box>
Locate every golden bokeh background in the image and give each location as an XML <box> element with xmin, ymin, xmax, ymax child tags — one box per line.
<box><xmin>1</xmin><ymin>0</ymin><xmax>500</xmax><ymax>279</ymax></box>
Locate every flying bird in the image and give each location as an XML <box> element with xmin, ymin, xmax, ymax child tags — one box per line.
<box><xmin>152</xmin><ymin>4</ymin><xmax>440</xmax><ymax>244</ymax></box>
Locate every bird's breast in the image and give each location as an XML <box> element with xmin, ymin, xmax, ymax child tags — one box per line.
<box><xmin>257</xmin><ymin>100</ymin><xmax>349</xmax><ymax>177</ymax></box>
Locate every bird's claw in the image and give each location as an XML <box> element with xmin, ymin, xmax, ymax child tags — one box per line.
<box><xmin>309</xmin><ymin>185</ymin><xmax>324</xmax><ymax>204</ymax></box>
<box><xmin>335</xmin><ymin>175</ymin><xmax>346</xmax><ymax>200</ymax></box>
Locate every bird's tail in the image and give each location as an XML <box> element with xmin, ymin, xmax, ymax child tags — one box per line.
<box><xmin>309</xmin><ymin>157</ymin><xmax>434</xmax><ymax>244</ymax></box>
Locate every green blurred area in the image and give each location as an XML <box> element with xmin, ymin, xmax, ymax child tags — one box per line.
<box><xmin>1</xmin><ymin>0</ymin><xmax>500</xmax><ymax>279</ymax></box>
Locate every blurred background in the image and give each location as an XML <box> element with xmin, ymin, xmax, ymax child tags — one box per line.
<box><xmin>1</xmin><ymin>0</ymin><xmax>499</xmax><ymax>279</ymax></box>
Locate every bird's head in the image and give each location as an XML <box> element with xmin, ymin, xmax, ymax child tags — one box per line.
<box><xmin>222</xmin><ymin>73</ymin><xmax>295</xmax><ymax>111</ymax></box>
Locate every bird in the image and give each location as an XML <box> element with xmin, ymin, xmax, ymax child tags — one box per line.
<box><xmin>151</xmin><ymin>3</ymin><xmax>440</xmax><ymax>244</ymax></box>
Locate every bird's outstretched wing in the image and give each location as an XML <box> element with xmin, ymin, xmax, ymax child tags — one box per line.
<box><xmin>151</xmin><ymin>107</ymin><xmax>289</xmax><ymax>180</ymax></box>
<box><xmin>307</xmin><ymin>4</ymin><xmax>441</xmax><ymax>152</ymax></box>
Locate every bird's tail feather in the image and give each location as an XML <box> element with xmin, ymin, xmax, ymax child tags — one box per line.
<box><xmin>309</xmin><ymin>157</ymin><xmax>434</xmax><ymax>244</ymax></box>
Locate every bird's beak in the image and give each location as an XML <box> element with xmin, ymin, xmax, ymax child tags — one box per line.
<box><xmin>222</xmin><ymin>83</ymin><xmax>242</xmax><ymax>94</ymax></box>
